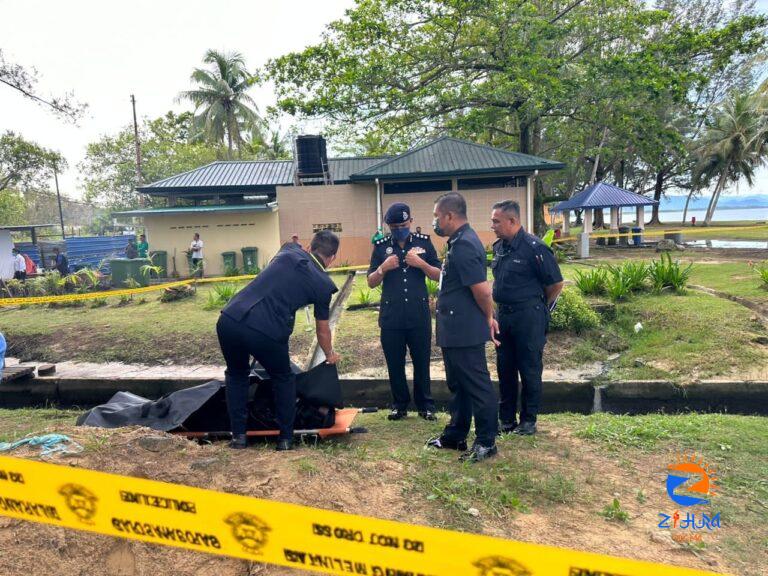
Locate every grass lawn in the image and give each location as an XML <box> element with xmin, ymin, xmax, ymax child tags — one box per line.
<box><xmin>562</xmin><ymin>221</ymin><xmax>768</xmax><ymax>241</ymax></box>
<box><xmin>689</xmin><ymin>262</ymin><xmax>768</xmax><ymax>303</ymax></box>
<box><xmin>0</xmin><ymin>408</ymin><xmax>765</xmax><ymax>575</ymax></box>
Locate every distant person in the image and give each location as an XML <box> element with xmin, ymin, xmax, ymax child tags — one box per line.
<box><xmin>12</xmin><ymin>248</ymin><xmax>26</xmax><ymax>281</ymax></box>
<box><xmin>125</xmin><ymin>240</ymin><xmax>138</xmax><ymax>259</ymax></box>
<box><xmin>23</xmin><ymin>253</ymin><xmax>36</xmax><ymax>275</ymax></box>
<box><xmin>416</xmin><ymin>226</ymin><xmax>422</xmax><ymax>234</ymax></box>
<box><xmin>52</xmin><ymin>247</ymin><xmax>69</xmax><ymax>276</ymax></box>
<box><xmin>189</xmin><ymin>233</ymin><xmax>204</xmax><ymax>277</ymax></box>
<box><xmin>137</xmin><ymin>234</ymin><xmax>149</xmax><ymax>258</ymax></box>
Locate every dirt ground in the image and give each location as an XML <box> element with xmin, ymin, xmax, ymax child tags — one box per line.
<box><xmin>0</xmin><ymin>419</ymin><xmax>754</xmax><ymax>576</ymax></box>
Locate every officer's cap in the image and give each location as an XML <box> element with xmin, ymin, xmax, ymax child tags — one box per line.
<box><xmin>384</xmin><ymin>203</ymin><xmax>412</xmax><ymax>225</ymax></box>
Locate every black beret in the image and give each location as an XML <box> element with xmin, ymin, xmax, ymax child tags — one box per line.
<box><xmin>384</xmin><ymin>203</ymin><xmax>412</xmax><ymax>224</ymax></box>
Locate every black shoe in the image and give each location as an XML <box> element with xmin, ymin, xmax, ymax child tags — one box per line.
<box><xmin>275</xmin><ymin>439</ymin><xmax>294</xmax><ymax>451</ymax></box>
<box><xmin>499</xmin><ymin>421</ymin><xmax>518</xmax><ymax>435</ymax></box>
<box><xmin>459</xmin><ymin>443</ymin><xmax>498</xmax><ymax>463</ymax></box>
<box><xmin>418</xmin><ymin>411</ymin><xmax>437</xmax><ymax>421</ymax></box>
<box><xmin>387</xmin><ymin>409</ymin><xmax>408</xmax><ymax>421</ymax></box>
<box><xmin>425</xmin><ymin>435</ymin><xmax>468</xmax><ymax>452</ymax></box>
<box><xmin>229</xmin><ymin>434</ymin><xmax>247</xmax><ymax>449</ymax></box>
<box><xmin>513</xmin><ymin>421</ymin><xmax>537</xmax><ymax>436</ymax></box>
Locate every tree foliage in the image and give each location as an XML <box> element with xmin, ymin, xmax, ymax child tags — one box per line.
<box><xmin>267</xmin><ymin>0</ymin><xmax>767</xmax><ymax>228</ymax></box>
<box><xmin>0</xmin><ymin>131</ymin><xmax>65</xmax><ymax>193</ymax></box>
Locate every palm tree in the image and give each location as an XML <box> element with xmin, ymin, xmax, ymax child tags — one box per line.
<box><xmin>178</xmin><ymin>50</ymin><xmax>260</xmax><ymax>159</ymax></box>
<box><xmin>692</xmin><ymin>91</ymin><xmax>768</xmax><ymax>225</ymax></box>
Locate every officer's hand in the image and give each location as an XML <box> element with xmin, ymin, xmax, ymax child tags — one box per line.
<box><xmin>325</xmin><ymin>351</ymin><xmax>341</xmax><ymax>365</ymax></box>
<box><xmin>382</xmin><ymin>255</ymin><xmax>399</xmax><ymax>272</ymax></box>
<box><xmin>490</xmin><ymin>317</ymin><xmax>501</xmax><ymax>347</ymax></box>
<box><xmin>404</xmin><ymin>249</ymin><xmax>425</xmax><ymax>268</ymax></box>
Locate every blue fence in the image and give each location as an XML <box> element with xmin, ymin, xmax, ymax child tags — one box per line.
<box><xmin>64</xmin><ymin>235</ymin><xmax>134</xmax><ymax>273</ymax></box>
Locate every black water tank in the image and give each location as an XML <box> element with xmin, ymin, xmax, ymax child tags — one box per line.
<box><xmin>295</xmin><ymin>135</ymin><xmax>328</xmax><ymax>176</ymax></box>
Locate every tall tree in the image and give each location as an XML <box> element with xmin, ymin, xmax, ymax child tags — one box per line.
<box><xmin>178</xmin><ymin>50</ymin><xmax>260</xmax><ymax>159</ymax></box>
<box><xmin>692</xmin><ymin>91</ymin><xmax>767</xmax><ymax>225</ymax></box>
<box><xmin>0</xmin><ymin>131</ymin><xmax>65</xmax><ymax>193</ymax></box>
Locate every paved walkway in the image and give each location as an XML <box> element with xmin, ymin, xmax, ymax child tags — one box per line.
<box><xmin>4</xmin><ymin>358</ymin><xmax>224</xmax><ymax>380</ymax></box>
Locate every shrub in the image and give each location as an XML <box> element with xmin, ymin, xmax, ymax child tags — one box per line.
<box><xmin>610</xmin><ymin>261</ymin><xmax>648</xmax><ymax>292</ymax></box>
<box><xmin>573</xmin><ymin>267</ymin><xmax>608</xmax><ymax>296</ymax></box>
<box><xmin>605</xmin><ymin>267</ymin><xmax>633</xmax><ymax>302</ymax></box>
<box><xmin>750</xmin><ymin>260</ymin><xmax>768</xmax><ymax>288</ymax></box>
<box><xmin>3</xmin><ymin>279</ymin><xmax>26</xmax><ymax>297</ymax></box>
<box><xmin>549</xmin><ymin>288</ymin><xmax>601</xmax><ymax>333</ymax></box>
<box><xmin>355</xmin><ymin>286</ymin><xmax>374</xmax><ymax>306</ymax></box>
<box><xmin>425</xmin><ymin>278</ymin><xmax>439</xmax><ymax>298</ymax></box>
<box><xmin>223</xmin><ymin>265</ymin><xmax>241</xmax><ymax>277</ymax></box>
<box><xmin>648</xmin><ymin>252</ymin><xmax>693</xmax><ymax>294</ymax></box>
<box><xmin>203</xmin><ymin>283</ymin><xmax>241</xmax><ymax>310</ymax></box>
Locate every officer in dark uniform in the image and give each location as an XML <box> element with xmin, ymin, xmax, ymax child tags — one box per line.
<box><xmin>216</xmin><ymin>230</ymin><xmax>341</xmax><ymax>451</ymax></box>
<box><xmin>368</xmin><ymin>202</ymin><xmax>442</xmax><ymax>421</ymax></box>
<box><xmin>490</xmin><ymin>200</ymin><xmax>564</xmax><ymax>436</ymax></box>
<box><xmin>426</xmin><ymin>192</ymin><xmax>499</xmax><ymax>462</ymax></box>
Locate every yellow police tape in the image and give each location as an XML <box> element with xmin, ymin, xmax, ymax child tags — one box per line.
<box><xmin>0</xmin><ymin>265</ymin><xmax>370</xmax><ymax>308</ymax></box>
<box><xmin>551</xmin><ymin>224</ymin><xmax>768</xmax><ymax>244</ymax></box>
<box><xmin>0</xmin><ymin>454</ymin><xmax>716</xmax><ymax>576</ymax></box>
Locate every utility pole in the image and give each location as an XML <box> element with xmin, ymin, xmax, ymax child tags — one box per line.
<box><xmin>131</xmin><ymin>94</ymin><xmax>144</xmax><ymax>207</ymax></box>
<box><xmin>53</xmin><ymin>162</ymin><xmax>66</xmax><ymax>239</ymax></box>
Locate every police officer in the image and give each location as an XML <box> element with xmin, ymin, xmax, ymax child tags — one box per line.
<box><xmin>216</xmin><ymin>230</ymin><xmax>341</xmax><ymax>451</ymax></box>
<box><xmin>490</xmin><ymin>200</ymin><xmax>564</xmax><ymax>436</ymax></box>
<box><xmin>426</xmin><ymin>192</ymin><xmax>499</xmax><ymax>462</ymax></box>
<box><xmin>368</xmin><ymin>202</ymin><xmax>442</xmax><ymax>421</ymax></box>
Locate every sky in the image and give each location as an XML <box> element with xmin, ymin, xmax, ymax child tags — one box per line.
<box><xmin>1</xmin><ymin>0</ymin><xmax>767</xmax><ymax>201</ymax></box>
<box><xmin>0</xmin><ymin>0</ymin><xmax>356</xmax><ymax>198</ymax></box>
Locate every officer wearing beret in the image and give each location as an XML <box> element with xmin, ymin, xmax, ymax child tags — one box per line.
<box><xmin>426</xmin><ymin>192</ymin><xmax>499</xmax><ymax>462</ymax></box>
<box><xmin>217</xmin><ymin>230</ymin><xmax>341</xmax><ymax>451</ymax></box>
<box><xmin>368</xmin><ymin>202</ymin><xmax>442</xmax><ymax>421</ymax></box>
<box><xmin>490</xmin><ymin>200</ymin><xmax>564</xmax><ymax>436</ymax></box>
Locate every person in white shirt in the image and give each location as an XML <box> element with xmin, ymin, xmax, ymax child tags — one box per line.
<box><xmin>12</xmin><ymin>248</ymin><xmax>26</xmax><ymax>281</ymax></box>
<box><xmin>189</xmin><ymin>233</ymin><xmax>204</xmax><ymax>277</ymax></box>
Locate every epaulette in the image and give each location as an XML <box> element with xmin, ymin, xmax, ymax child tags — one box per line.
<box><xmin>375</xmin><ymin>235</ymin><xmax>392</xmax><ymax>246</ymax></box>
<box><xmin>523</xmin><ymin>232</ymin><xmax>553</xmax><ymax>253</ymax></box>
<box><xmin>413</xmin><ymin>232</ymin><xmax>430</xmax><ymax>240</ymax></box>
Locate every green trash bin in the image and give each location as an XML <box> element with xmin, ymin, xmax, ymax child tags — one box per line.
<box><xmin>241</xmin><ymin>247</ymin><xmax>259</xmax><ymax>273</ymax></box>
<box><xmin>149</xmin><ymin>250</ymin><xmax>167</xmax><ymax>278</ymax></box>
<box><xmin>222</xmin><ymin>251</ymin><xmax>237</xmax><ymax>273</ymax></box>
<box><xmin>109</xmin><ymin>258</ymin><xmax>151</xmax><ymax>288</ymax></box>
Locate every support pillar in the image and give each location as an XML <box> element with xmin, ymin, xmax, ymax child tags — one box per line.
<box><xmin>583</xmin><ymin>209</ymin><xmax>593</xmax><ymax>234</ymax></box>
<box><xmin>610</xmin><ymin>206</ymin><xmax>620</xmax><ymax>230</ymax></box>
<box><xmin>562</xmin><ymin>210</ymin><xmax>570</xmax><ymax>236</ymax></box>
<box><xmin>636</xmin><ymin>206</ymin><xmax>645</xmax><ymax>229</ymax></box>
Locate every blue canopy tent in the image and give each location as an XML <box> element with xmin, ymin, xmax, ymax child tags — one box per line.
<box><xmin>551</xmin><ymin>182</ymin><xmax>657</xmax><ymax>257</ymax></box>
<box><xmin>551</xmin><ymin>182</ymin><xmax>657</xmax><ymax>236</ymax></box>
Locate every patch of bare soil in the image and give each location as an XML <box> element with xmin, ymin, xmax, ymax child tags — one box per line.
<box><xmin>1</xmin><ymin>422</ymin><xmax>753</xmax><ymax>576</ymax></box>
<box><xmin>482</xmin><ymin>429</ymin><xmax>737</xmax><ymax>574</ymax></box>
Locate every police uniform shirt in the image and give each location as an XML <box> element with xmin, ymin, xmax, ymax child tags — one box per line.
<box><xmin>368</xmin><ymin>232</ymin><xmax>441</xmax><ymax>330</ymax></box>
<box><xmin>222</xmin><ymin>243</ymin><xmax>338</xmax><ymax>342</ymax></box>
<box><xmin>491</xmin><ymin>227</ymin><xmax>563</xmax><ymax>306</ymax></box>
<box><xmin>436</xmin><ymin>223</ymin><xmax>489</xmax><ymax>348</ymax></box>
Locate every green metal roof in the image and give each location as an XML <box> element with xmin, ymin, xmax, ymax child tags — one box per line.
<box><xmin>351</xmin><ymin>137</ymin><xmax>564</xmax><ymax>180</ymax></box>
<box><xmin>114</xmin><ymin>203</ymin><xmax>277</xmax><ymax>217</ymax></box>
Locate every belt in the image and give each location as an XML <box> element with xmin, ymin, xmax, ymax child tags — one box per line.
<box><xmin>497</xmin><ymin>298</ymin><xmax>544</xmax><ymax>314</ymax></box>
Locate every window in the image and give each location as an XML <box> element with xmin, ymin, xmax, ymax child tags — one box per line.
<box><xmin>312</xmin><ymin>223</ymin><xmax>343</xmax><ymax>233</ymax></box>
<box><xmin>457</xmin><ymin>176</ymin><xmax>526</xmax><ymax>190</ymax></box>
<box><xmin>383</xmin><ymin>180</ymin><xmax>452</xmax><ymax>194</ymax></box>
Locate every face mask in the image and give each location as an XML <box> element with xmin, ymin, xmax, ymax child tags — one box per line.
<box><xmin>432</xmin><ymin>217</ymin><xmax>446</xmax><ymax>237</ymax></box>
<box><xmin>391</xmin><ymin>227</ymin><xmax>410</xmax><ymax>242</ymax></box>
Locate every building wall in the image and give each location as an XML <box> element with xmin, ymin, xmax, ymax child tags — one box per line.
<box><xmin>384</xmin><ymin>184</ymin><xmax>527</xmax><ymax>253</ymax></box>
<box><xmin>0</xmin><ymin>231</ymin><xmax>14</xmax><ymax>280</ymax></box>
<box><xmin>277</xmin><ymin>180</ymin><xmax>529</xmax><ymax>266</ymax></box>
<box><xmin>142</xmin><ymin>210</ymin><xmax>281</xmax><ymax>277</ymax></box>
<box><xmin>277</xmin><ymin>183</ymin><xmax>378</xmax><ymax>265</ymax></box>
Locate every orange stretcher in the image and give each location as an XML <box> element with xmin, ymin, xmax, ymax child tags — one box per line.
<box><xmin>175</xmin><ymin>408</ymin><xmax>375</xmax><ymax>441</ymax></box>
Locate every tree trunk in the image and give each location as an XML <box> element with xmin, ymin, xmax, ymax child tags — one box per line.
<box><xmin>648</xmin><ymin>170</ymin><xmax>665</xmax><ymax>225</ymax></box>
<box><xmin>590</xmin><ymin>127</ymin><xmax>608</xmax><ymax>185</ymax></box>
<box><xmin>594</xmin><ymin>209</ymin><xmax>605</xmax><ymax>228</ymax></box>
<box><xmin>681</xmin><ymin>189</ymin><xmax>694</xmax><ymax>225</ymax></box>
<box><xmin>575</xmin><ymin>210</ymin><xmax>583</xmax><ymax>225</ymax></box>
<box><xmin>704</xmin><ymin>168</ymin><xmax>729</xmax><ymax>226</ymax></box>
<box><xmin>226</xmin><ymin>130</ymin><xmax>233</xmax><ymax>160</ymax></box>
